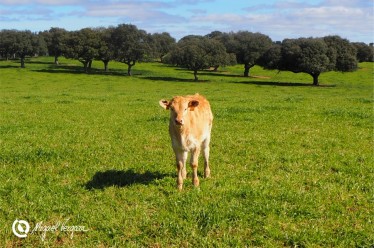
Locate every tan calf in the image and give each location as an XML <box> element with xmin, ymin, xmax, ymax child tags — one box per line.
<box><xmin>159</xmin><ymin>94</ymin><xmax>213</xmax><ymax>190</ymax></box>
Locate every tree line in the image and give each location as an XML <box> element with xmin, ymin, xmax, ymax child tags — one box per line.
<box><xmin>0</xmin><ymin>25</ymin><xmax>175</xmax><ymax>76</ymax></box>
<box><xmin>0</xmin><ymin>24</ymin><xmax>373</xmax><ymax>85</ymax></box>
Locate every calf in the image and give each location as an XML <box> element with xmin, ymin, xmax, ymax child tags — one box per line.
<box><xmin>159</xmin><ymin>94</ymin><xmax>213</xmax><ymax>190</ymax></box>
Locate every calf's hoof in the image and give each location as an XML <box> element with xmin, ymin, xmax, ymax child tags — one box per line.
<box><xmin>193</xmin><ymin>178</ymin><xmax>200</xmax><ymax>187</ymax></box>
<box><xmin>177</xmin><ymin>184</ymin><xmax>183</xmax><ymax>191</ymax></box>
<box><xmin>182</xmin><ymin>170</ymin><xmax>187</xmax><ymax>180</ymax></box>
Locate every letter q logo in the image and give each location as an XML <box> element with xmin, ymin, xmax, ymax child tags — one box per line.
<box><xmin>12</xmin><ymin>219</ymin><xmax>30</xmax><ymax>238</ymax></box>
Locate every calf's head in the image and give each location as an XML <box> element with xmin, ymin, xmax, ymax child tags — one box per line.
<box><xmin>159</xmin><ymin>97</ymin><xmax>199</xmax><ymax>126</ymax></box>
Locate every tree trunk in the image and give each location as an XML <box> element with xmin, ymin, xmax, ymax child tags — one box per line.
<box><xmin>312</xmin><ymin>73</ymin><xmax>320</xmax><ymax>86</ymax></box>
<box><xmin>194</xmin><ymin>70</ymin><xmax>198</xmax><ymax>81</ymax></box>
<box><xmin>244</xmin><ymin>63</ymin><xmax>250</xmax><ymax>77</ymax></box>
<box><xmin>88</xmin><ymin>60</ymin><xmax>92</xmax><ymax>69</ymax></box>
<box><xmin>54</xmin><ymin>55</ymin><xmax>59</xmax><ymax>65</ymax></box>
<box><xmin>127</xmin><ymin>60</ymin><xmax>136</xmax><ymax>76</ymax></box>
<box><xmin>213</xmin><ymin>65</ymin><xmax>219</xmax><ymax>72</ymax></box>
<box><xmin>20</xmin><ymin>56</ymin><xmax>25</xmax><ymax>68</ymax></box>
<box><xmin>103</xmin><ymin>60</ymin><xmax>109</xmax><ymax>72</ymax></box>
<box><xmin>82</xmin><ymin>60</ymin><xmax>89</xmax><ymax>73</ymax></box>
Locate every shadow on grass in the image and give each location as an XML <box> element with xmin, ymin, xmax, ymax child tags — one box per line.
<box><xmin>26</xmin><ymin>60</ymin><xmax>55</xmax><ymax>65</ymax></box>
<box><xmin>0</xmin><ymin>65</ymin><xmax>20</xmax><ymax>69</ymax></box>
<box><xmin>85</xmin><ymin>169</ymin><xmax>169</xmax><ymax>190</ymax></box>
<box><xmin>34</xmin><ymin>65</ymin><xmax>149</xmax><ymax>77</ymax></box>
<box><xmin>143</xmin><ymin>76</ymin><xmax>209</xmax><ymax>83</ymax></box>
<box><xmin>34</xmin><ymin>66</ymin><xmax>126</xmax><ymax>76</ymax></box>
<box><xmin>0</xmin><ymin>60</ymin><xmax>54</xmax><ymax>67</ymax></box>
<box><xmin>233</xmin><ymin>81</ymin><xmax>337</xmax><ymax>87</ymax></box>
<box><xmin>198</xmin><ymin>71</ymin><xmax>244</xmax><ymax>78</ymax></box>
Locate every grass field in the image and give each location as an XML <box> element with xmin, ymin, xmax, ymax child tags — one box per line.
<box><xmin>0</xmin><ymin>57</ymin><xmax>373</xmax><ymax>247</ymax></box>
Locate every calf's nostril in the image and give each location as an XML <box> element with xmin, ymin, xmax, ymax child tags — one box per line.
<box><xmin>175</xmin><ymin>118</ymin><xmax>183</xmax><ymax>125</ymax></box>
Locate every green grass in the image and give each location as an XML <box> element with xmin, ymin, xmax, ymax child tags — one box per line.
<box><xmin>1</xmin><ymin>57</ymin><xmax>373</xmax><ymax>247</ymax></box>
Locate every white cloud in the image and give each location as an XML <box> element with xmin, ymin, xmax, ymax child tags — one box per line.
<box><xmin>174</xmin><ymin>0</ymin><xmax>214</xmax><ymax>4</ymax></box>
<box><xmin>87</xmin><ymin>2</ymin><xmax>163</xmax><ymax>17</ymax></box>
<box><xmin>296</xmin><ymin>6</ymin><xmax>364</xmax><ymax>18</ymax></box>
<box><xmin>85</xmin><ymin>2</ymin><xmax>186</xmax><ymax>25</ymax></box>
<box><xmin>191</xmin><ymin>0</ymin><xmax>373</xmax><ymax>42</ymax></box>
<box><xmin>192</xmin><ymin>13</ymin><xmax>246</xmax><ymax>24</ymax></box>
<box><xmin>0</xmin><ymin>0</ymin><xmax>83</xmax><ymax>5</ymax></box>
<box><xmin>323</xmin><ymin>0</ymin><xmax>372</xmax><ymax>7</ymax></box>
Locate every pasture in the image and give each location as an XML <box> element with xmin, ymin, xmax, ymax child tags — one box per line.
<box><xmin>0</xmin><ymin>58</ymin><xmax>373</xmax><ymax>247</ymax></box>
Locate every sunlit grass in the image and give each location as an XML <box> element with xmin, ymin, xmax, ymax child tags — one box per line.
<box><xmin>1</xmin><ymin>57</ymin><xmax>373</xmax><ymax>247</ymax></box>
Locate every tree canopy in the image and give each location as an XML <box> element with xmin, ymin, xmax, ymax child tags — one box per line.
<box><xmin>0</xmin><ymin>30</ymin><xmax>45</xmax><ymax>68</ymax></box>
<box><xmin>352</xmin><ymin>42</ymin><xmax>374</xmax><ymax>62</ymax></box>
<box><xmin>260</xmin><ymin>36</ymin><xmax>358</xmax><ymax>85</ymax></box>
<box><xmin>165</xmin><ymin>36</ymin><xmax>234</xmax><ymax>81</ymax></box>
<box><xmin>227</xmin><ymin>31</ymin><xmax>273</xmax><ymax>77</ymax></box>
<box><xmin>150</xmin><ymin>32</ymin><xmax>176</xmax><ymax>62</ymax></box>
<box><xmin>40</xmin><ymin>27</ymin><xmax>68</xmax><ymax>65</ymax></box>
<box><xmin>111</xmin><ymin>24</ymin><xmax>149</xmax><ymax>76</ymax></box>
<box><xmin>63</xmin><ymin>28</ymin><xmax>103</xmax><ymax>72</ymax></box>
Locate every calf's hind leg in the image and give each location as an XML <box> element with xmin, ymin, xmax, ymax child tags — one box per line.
<box><xmin>202</xmin><ymin>138</ymin><xmax>211</xmax><ymax>178</ymax></box>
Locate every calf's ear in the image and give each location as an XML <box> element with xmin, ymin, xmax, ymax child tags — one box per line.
<box><xmin>188</xmin><ymin>100</ymin><xmax>199</xmax><ymax>111</ymax></box>
<box><xmin>159</xmin><ymin>99</ymin><xmax>170</xmax><ymax>110</ymax></box>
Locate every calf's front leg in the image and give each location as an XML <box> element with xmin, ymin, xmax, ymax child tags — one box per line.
<box><xmin>176</xmin><ymin>151</ymin><xmax>187</xmax><ymax>190</ymax></box>
<box><xmin>190</xmin><ymin>148</ymin><xmax>201</xmax><ymax>187</ymax></box>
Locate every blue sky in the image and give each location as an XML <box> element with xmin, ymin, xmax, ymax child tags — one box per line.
<box><xmin>0</xmin><ymin>0</ymin><xmax>372</xmax><ymax>43</ymax></box>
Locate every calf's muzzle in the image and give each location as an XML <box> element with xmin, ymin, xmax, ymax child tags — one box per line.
<box><xmin>175</xmin><ymin>118</ymin><xmax>184</xmax><ymax>125</ymax></box>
